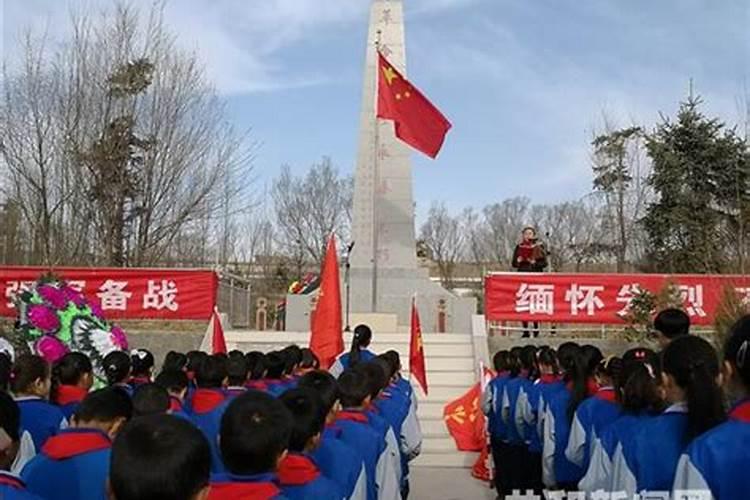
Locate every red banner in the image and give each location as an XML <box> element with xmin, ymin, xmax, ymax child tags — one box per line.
<box><xmin>485</xmin><ymin>273</ymin><xmax>750</xmax><ymax>325</ymax></box>
<box><xmin>1</xmin><ymin>267</ymin><xmax>218</xmax><ymax>320</ymax></box>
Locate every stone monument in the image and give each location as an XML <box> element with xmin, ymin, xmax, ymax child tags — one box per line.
<box><xmin>287</xmin><ymin>0</ymin><xmax>475</xmax><ymax>333</ymax></box>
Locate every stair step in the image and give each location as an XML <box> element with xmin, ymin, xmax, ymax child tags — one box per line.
<box><xmin>421</xmin><ymin>418</ymin><xmax>449</xmax><ymax>436</ymax></box>
<box><xmin>412</xmin><ymin>451</ymin><xmax>478</xmax><ymax>468</ymax></box>
<box><xmin>421</xmin><ymin>437</ymin><xmax>458</xmax><ymax>452</ymax></box>
<box><xmin>416</xmin><ymin>402</ymin><xmax>445</xmax><ymax>419</ymax></box>
<box><xmin>403</xmin><ymin>357</ymin><xmax>475</xmax><ymax>372</ymax></box>
<box><xmin>225</xmin><ymin>331</ymin><xmax>472</xmax><ymax>345</ymax></box>
<box><xmin>417</xmin><ymin>385</ymin><xmax>474</xmax><ymax>402</ymax></box>
<box><xmin>405</xmin><ymin>371</ymin><xmax>475</xmax><ymax>387</ymax></box>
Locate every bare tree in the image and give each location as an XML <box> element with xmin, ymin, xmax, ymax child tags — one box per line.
<box><xmin>419</xmin><ymin>202</ymin><xmax>467</xmax><ymax>287</ymax></box>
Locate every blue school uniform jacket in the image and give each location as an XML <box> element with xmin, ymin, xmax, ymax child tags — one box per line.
<box><xmin>484</xmin><ymin>373</ymin><xmax>510</xmax><ymax>441</ymax></box>
<box><xmin>278</xmin><ymin>453</ymin><xmax>345</xmax><ymax>500</ymax></box>
<box><xmin>542</xmin><ymin>387</ymin><xmax>584</xmax><ymax>487</ymax></box>
<box><xmin>673</xmin><ymin>398</ymin><xmax>750</xmax><ymax>500</ymax></box>
<box><xmin>518</xmin><ymin>375</ymin><xmax>564</xmax><ymax>453</ymax></box>
<box><xmin>335</xmin><ymin>411</ymin><xmax>383</xmax><ymax>500</ymax></box>
<box><xmin>0</xmin><ymin>472</ymin><xmax>42</xmax><ymax>500</ymax></box>
<box><xmin>503</xmin><ymin>372</ymin><xmax>532</xmax><ymax>445</ymax></box>
<box><xmin>189</xmin><ymin>388</ymin><xmax>229</xmax><ymax>473</ymax></box>
<box><xmin>612</xmin><ymin>403</ymin><xmax>688</xmax><ymax>496</ymax></box>
<box><xmin>208</xmin><ymin>472</ymin><xmax>288</xmax><ymax>500</ymax></box>
<box><xmin>313</xmin><ymin>426</ymin><xmax>367</xmax><ymax>499</ymax></box>
<box><xmin>54</xmin><ymin>385</ymin><xmax>89</xmax><ymax>421</ymax></box>
<box><xmin>565</xmin><ymin>387</ymin><xmax>621</xmax><ymax>471</ymax></box>
<box><xmin>15</xmin><ymin>397</ymin><xmax>66</xmax><ymax>452</ymax></box>
<box><xmin>329</xmin><ymin>350</ymin><xmax>377</xmax><ymax>378</ymax></box>
<box><xmin>21</xmin><ymin>428</ymin><xmax>111</xmax><ymax>500</ymax></box>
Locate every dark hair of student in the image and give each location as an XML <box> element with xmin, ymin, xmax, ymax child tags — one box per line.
<box><xmin>195</xmin><ymin>355</ymin><xmax>228</xmax><ymax>389</ymax></box>
<box><xmin>662</xmin><ymin>335</ymin><xmax>725</xmax><ymax>440</ymax></box>
<box><xmin>383</xmin><ymin>350</ymin><xmax>402</xmax><ymax>373</ymax></box>
<box><xmin>110</xmin><ymin>414</ymin><xmax>211</xmax><ymax>500</ymax></box>
<box><xmin>281</xmin><ymin>345</ymin><xmax>303</xmax><ymax>375</ymax></box>
<box><xmin>162</xmin><ymin>351</ymin><xmax>188</xmax><ymax>373</ymax></box>
<box><xmin>556</xmin><ymin>342</ymin><xmax>580</xmax><ymax>372</ymax></box>
<box><xmin>132</xmin><ymin>383</ymin><xmax>170</xmax><ymax>417</ymax></box>
<box><xmin>264</xmin><ymin>352</ymin><xmax>286</xmax><ymax>379</ymax></box>
<box><xmin>618</xmin><ymin>349</ymin><xmax>664</xmax><ymax>414</ymax></box>
<box><xmin>653</xmin><ymin>308</ymin><xmax>690</xmax><ymax>339</ymax></box>
<box><xmin>492</xmin><ymin>350</ymin><xmax>511</xmax><ymax>373</ymax></box>
<box><xmin>102</xmin><ymin>351</ymin><xmax>131</xmax><ymax>386</ymax></box>
<box><xmin>519</xmin><ymin>345</ymin><xmax>538</xmax><ymax>377</ymax></box>
<box><xmin>349</xmin><ymin>324</ymin><xmax>373</xmax><ymax>368</ymax></box>
<box><xmin>595</xmin><ymin>356</ymin><xmax>623</xmax><ymax>384</ymax></box>
<box><xmin>155</xmin><ymin>370</ymin><xmax>189</xmax><ymax>395</ymax></box>
<box><xmin>220</xmin><ymin>391</ymin><xmax>292</xmax><ymax>475</ymax></box>
<box><xmin>279</xmin><ymin>388</ymin><xmax>326</xmax><ymax>452</ymax></box>
<box><xmin>227</xmin><ymin>354</ymin><xmax>249</xmax><ymax>386</ymax></box>
<box><xmin>560</xmin><ymin>345</ymin><xmax>588</xmax><ymax>422</ymax></box>
<box><xmin>337</xmin><ymin>369</ymin><xmax>371</xmax><ymax>408</ymax></box>
<box><xmin>724</xmin><ymin>314</ymin><xmax>750</xmax><ymax>388</ymax></box>
<box><xmin>299</xmin><ymin>348</ymin><xmax>320</xmax><ymax>370</ymax></box>
<box><xmin>581</xmin><ymin>345</ymin><xmax>604</xmax><ymax>376</ymax></box>
<box><xmin>356</xmin><ymin>362</ymin><xmax>387</xmax><ymax>400</ymax></box>
<box><xmin>0</xmin><ymin>353</ymin><xmax>12</xmax><ymax>392</ymax></box>
<box><xmin>245</xmin><ymin>351</ymin><xmax>266</xmax><ymax>380</ymax></box>
<box><xmin>11</xmin><ymin>354</ymin><xmax>49</xmax><ymax>395</ymax></box>
<box><xmin>186</xmin><ymin>351</ymin><xmax>207</xmax><ymax>374</ymax></box>
<box><xmin>0</xmin><ymin>390</ymin><xmax>20</xmax><ymax>442</ymax></box>
<box><xmin>536</xmin><ymin>347</ymin><xmax>559</xmax><ymax>374</ymax></box>
<box><xmin>131</xmin><ymin>349</ymin><xmax>155</xmax><ymax>377</ymax></box>
<box><xmin>51</xmin><ymin>352</ymin><xmax>93</xmax><ymax>402</ymax></box>
<box><xmin>298</xmin><ymin>370</ymin><xmax>338</xmax><ymax>413</ymax></box>
<box><xmin>74</xmin><ymin>388</ymin><xmax>133</xmax><ymax>423</ymax></box>
<box><xmin>507</xmin><ymin>347</ymin><xmax>523</xmax><ymax>377</ymax></box>
<box><xmin>375</xmin><ymin>354</ymin><xmax>397</xmax><ymax>381</ymax></box>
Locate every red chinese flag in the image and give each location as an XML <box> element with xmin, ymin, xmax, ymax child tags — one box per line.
<box><xmin>200</xmin><ymin>307</ymin><xmax>227</xmax><ymax>355</ymax></box>
<box><xmin>377</xmin><ymin>53</ymin><xmax>452</xmax><ymax>159</ymax></box>
<box><xmin>309</xmin><ymin>235</ymin><xmax>344</xmax><ymax>369</ymax></box>
<box><xmin>443</xmin><ymin>383</ymin><xmax>485</xmax><ymax>451</ymax></box>
<box><xmin>409</xmin><ymin>297</ymin><xmax>428</xmax><ymax>395</ymax></box>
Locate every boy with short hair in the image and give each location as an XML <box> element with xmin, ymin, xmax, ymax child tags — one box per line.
<box><xmin>131</xmin><ymin>383</ymin><xmax>170</xmax><ymax>417</ymax></box>
<box><xmin>277</xmin><ymin>388</ymin><xmax>344</xmax><ymax>499</ymax></box>
<box><xmin>190</xmin><ymin>355</ymin><xmax>230</xmax><ymax>473</ymax></box>
<box><xmin>225</xmin><ymin>354</ymin><xmax>249</xmax><ymax>398</ymax></box>
<box><xmin>22</xmin><ymin>388</ymin><xmax>132</xmax><ymax>500</ymax></box>
<box><xmin>0</xmin><ymin>392</ymin><xmax>40</xmax><ymax>499</ymax></box>
<box><xmin>263</xmin><ymin>352</ymin><xmax>288</xmax><ymax>397</ymax></box>
<box><xmin>109</xmin><ymin>414</ymin><xmax>211</xmax><ymax>500</ymax></box>
<box><xmin>155</xmin><ymin>370</ymin><xmax>190</xmax><ymax>414</ymax></box>
<box><xmin>298</xmin><ymin>371</ymin><xmax>367</xmax><ymax>499</ymax></box>
<box><xmin>208</xmin><ymin>391</ymin><xmax>291</xmax><ymax>499</ymax></box>
<box><xmin>653</xmin><ymin>308</ymin><xmax>691</xmax><ymax>348</ymax></box>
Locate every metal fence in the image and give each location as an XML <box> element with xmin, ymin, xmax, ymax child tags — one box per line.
<box><xmin>217</xmin><ymin>271</ymin><xmax>252</xmax><ymax>328</ymax></box>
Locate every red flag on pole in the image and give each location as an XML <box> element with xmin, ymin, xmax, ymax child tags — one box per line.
<box><xmin>310</xmin><ymin>235</ymin><xmax>344</xmax><ymax>369</ymax></box>
<box><xmin>409</xmin><ymin>297</ymin><xmax>428</xmax><ymax>395</ymax></box>
<box><xmin>200</xmin><ymin>307</ymin><xmax>227</xmax><ymax>355</ymax></box>
<box><xmin>443</xmin><ymin>383</ymin><xmax>484</xmax><ymax>451</ymax></box>
<box><xmin>377</xmin><ymin>52</ymin><xmax>452</xmax><ymax>159</ymax></box>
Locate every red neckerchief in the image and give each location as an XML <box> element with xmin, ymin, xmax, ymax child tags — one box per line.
<box><xmin>496</xmin><ymin>370</ymin><xmax>510</xmax><ymax>378</ymax></box>
<box><xmin>729</xmin><ymin>399</ymin><xmax>750</xmax><ymax>423</ymax></box>
<box><xmin>586</xmin><ymin>378</ymin><xmax>600</xmax><ymax>396</ymax></box>
<box><xmin>277</xmin><ymin>454</ymin><xmax>320</xmax><ymax>486</ymax></box>
<box><xmin>169</xmin><ymin>396</ymin><xmax>183</xmax><ymax>412</ymax></box>
<box><xmin>186</xmin><ymin>371</ymin><xmax>196</xmax><ymax>382</ymax></box>
<box><xmin>519</xmin><ymin>369</ymin><xmax>530</xmax><ymax>379</ymax></box>
<box><xmin>594</xmin><ymin>387</ymin><xmax>617</xmax><ymax>403</ymax></box>
<box><xmin>129</xmin><ymin>376</ymin><xmax>151</xmax><ymax>386</ymax></box>
<box><xmin>42</xmin><ymin>429</ymin><xmax>111</xmax><ymax>460</ymax></box>
<box><xmin>191</xmin><ymin>389</ymin><xmax>226</xmax><ymax>413</ymax></box>
<box><xmin>0</xmin><ymin>472</ymin><xmax>25</xmax><ymax>490</ymax></box>
<box><xmin>208</xmin><ymin>482</ymin><xmax>280</xmax><ymax>500</ymax></box>
<box><xmin>246</xmin><ymin>380</ymin><xmax>268</xmax><ymax>391</ymax></box>
<box><xmin>55</xmin><ymin>385</ymin><xmax>88</xmax><ymax>406</ymax></box>
<box><xmin>336</xmin><ymin>410</ymin><xmax>369</xmax><ymax>424</ymax></box>
<box><xmin>539</xmin><ymin>374</ymin><xmax>561</xmax><ymax>384</ymax></box>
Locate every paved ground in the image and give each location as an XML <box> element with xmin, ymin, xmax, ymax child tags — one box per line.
<box><xmin>410</xmin><ymin>468</ymin><xmax>496</xmax><ymax>500</ymax></box>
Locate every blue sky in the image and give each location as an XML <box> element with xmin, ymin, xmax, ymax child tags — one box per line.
<box><xmin>3</xmin><ymin>0</ymin><xmax>748</xmax><ymax>220</ymax></box>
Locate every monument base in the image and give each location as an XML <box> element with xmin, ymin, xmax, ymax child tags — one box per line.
<box><xmin>284</xmin><ymin>267</ymin><xmax>476</xmax><ymax>334</ymax></box>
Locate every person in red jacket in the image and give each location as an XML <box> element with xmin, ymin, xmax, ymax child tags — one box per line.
<box><xmin>511</xmin><ymin>226</ymin><xmax>548</xmax><ymax>337</ymax></box>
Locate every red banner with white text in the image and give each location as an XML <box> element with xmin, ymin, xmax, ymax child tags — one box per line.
<box><xmin>0</xmin><ymin>267</ymin><xmax>218</xmax><ymax>320</ymax></box>
<box><xmin>485</xmin><ymin>273</ymin><xmax>750</xmax><ymax>325</ymax></box>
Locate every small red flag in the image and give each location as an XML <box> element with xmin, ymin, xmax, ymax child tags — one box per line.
<box><xmin>310</xmin><ymin>235</ymin><xmax>344</xmax><ymax>369</ymax></box>
<box><xmin>200</xmin><ymin>307</ymin><xmax>227</xmax><ymax>355</ymax></box>
<box><xmin>443</xmin><ymin>383</ymin><xmax>485</xmax><ymax>451</ymax></box>
<box><xmin>377</xmin><ymin>53</ymin><xmax>452</xmax><ymax>159</ymax></box>
<box><xmin>409</xmin><ymin>297</ymin><xmax>428</xmax><ymax>395</ymax></box>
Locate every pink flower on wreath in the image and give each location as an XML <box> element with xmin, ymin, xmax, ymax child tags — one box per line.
<box><xmin>89</xmin><ymin>302</ymin><xmax>104</xmax><ymax>319</ymax></box>
<box><xmin>110</xmin><ymin>326</ymin><xmax>129</xmax><ymax>350</ymax></box>
<box><xmin>28</xmin><ymin>305</ymin><xmax>60</xmax><ymax>334</ymax></box>
<box><xmin>61</xmin><ymin>285</ymin><xmax>86</xmax><ymax>307</ymax></box>
<box><xmin>38</xmin><ymin>285</ymin><xmax>68</xmax><ymax>310</ymax></box>
<box><xmin>35</xmin><ymin>336</ymin><xmax>69</xmax><ymax>363</ymax></box>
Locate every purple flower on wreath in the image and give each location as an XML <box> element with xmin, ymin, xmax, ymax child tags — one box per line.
<box><xmin>38</xmin><ymin>285</ymin><xmax>68</xmax><ymax>310</ymax></box>
<box><xmin>27</xmin><ymin>305</ymin><xmax>60</xmax><ymax>334</ymax></box>
<box><xmin>35</xmin><ymin>335</ymin><xmax>68</xmax><ymax>363</ymax></box>
<box><xmin>61</xmin><ymin>285</ymin><xmax>87</xmax><ymax>307</ymax></box>
<box><xmin>110</xmin><ymin>326</ymin><xmax>129</xmax><ymax>350</ymax></box>
<box><xmin>89</xmin><ymin>302</ymin><xmax>104</xmax><ymax>319</ymax></box>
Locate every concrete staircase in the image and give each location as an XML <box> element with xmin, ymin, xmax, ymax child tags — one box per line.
<box><xmin>224</xmin><ymin>330</ymin><xmax>479</xmax><ymax>468</ymax></box>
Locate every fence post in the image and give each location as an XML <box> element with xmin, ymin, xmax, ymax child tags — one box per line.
<box><xmin>246</xmin><ymin>284</ymin><xmax>251</xmax><ymax>329</ymax></box>
<box><xmin>229</xmin><ymin>278</ymin><xmax>235</xmax><ymax>327</ymax></box>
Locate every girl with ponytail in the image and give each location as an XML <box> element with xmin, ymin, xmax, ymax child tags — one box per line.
<box><xmin>102</xmin><ymin>351</ymin><xmax>132</xmax><ymax>395</ymax></box>
<box><xmin>329</xmin><ymin>324</ymin><xmax>375</xmax><ymax>378</ymax></box>
<box><xmin>674</xmin><ymin>314</ymin><xmax>750</xmax><ymax>498</ymax></box>
<box><xmin>50</xmin><ymin>352</ymin><xmax>93</xmax><ymax>420</ymax></box>
<box><xmin>612</xmin><ymin>336</ymin><xmax>725</xmax><ymax>496</ymax></box>
<box><xmin>129</xmin><ymin>349</ymin><xmax>155</xmax><ymax>389</ymax></box>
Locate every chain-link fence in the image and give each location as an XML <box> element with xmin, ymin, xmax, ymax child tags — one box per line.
<box><xmin>217</xmin><ymin>272</ymin><xmax>252</xmax><ymax>328</ymax></box>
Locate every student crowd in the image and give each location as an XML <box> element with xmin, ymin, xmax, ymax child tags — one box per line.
<box><xmin>0</xmin><ymin>325</ymin><xmax>422</xmax><ymax>500</ymax></box>
<box><xmin>483</xmin><ymin>309</ymin><xmax>750</xmax><ymax>500</ymax></box>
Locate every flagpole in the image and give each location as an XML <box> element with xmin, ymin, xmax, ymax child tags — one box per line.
<box><xmin>371</xmin><ymin>30</ymin><xmax>382</xmax><ymax>314</ymax></box>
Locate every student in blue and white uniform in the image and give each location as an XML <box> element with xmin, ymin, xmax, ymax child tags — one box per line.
<box><xmin>482</xmin><ymin>350</ymin><xmax>512</xmax><ymax>498</ymax></box>
<box><xmin>330</xmin><ymin>325</ymin><xmax>377</xmax><ymax>378</ymax></box>
<box><xmin>504</xmin><ymin>345</ymin><xmax>536</xmax><ymax>492</ymax></box>
<box><xmin>579</xmin><ymin>348</ymin><xmax>663</xmax><ymax>493</ymax></box>
<box><xmin>611</xmin><ymin>336</ymin><xmax>725</xmax><ymax>497</ymax></box>
<box><xmin>50</xmin><ymin>352</ymin><xmax>93</xmax><ymax>420</ymax></box>
<box><xmin>565</xmin><ymin>355</ymin><xmax>622</xmax><ymax>473</ymax></box>
<box><xmin>102</xmin><ymin>351</ymin><xmax>133</xmax><ymax>397</ymax></box>
<box><xmin>129</xmin><ymin>349</ymin><xmax>155</xmax><ymax>390</ymax></box>
<box><xmin>673</xmin><ymin>314</ymin><xmax>750</xmax><ymax>499</ymax></box>
<box><xmin>189</xmin><ymin>356</ymin><xmax>230</xmax><ymax>473</ymax></box>
<box><xmin>0</xmin><ymin>392</ymin><xmax>42</xmax><ymax>500</ymax></box>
